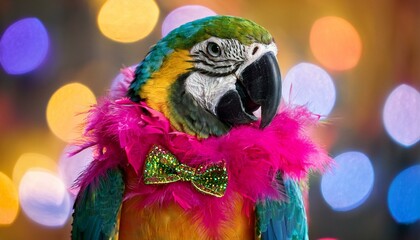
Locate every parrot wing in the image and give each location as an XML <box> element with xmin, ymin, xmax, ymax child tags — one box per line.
<box><xmin>256</xmin><ymin>178</ymin><xmax>308</xmax><ymax>240</ymax></box>
<box><xmin>71</xmin><ymin>167</ymin><xmax>125</xmax><ymax>240</ymax></box>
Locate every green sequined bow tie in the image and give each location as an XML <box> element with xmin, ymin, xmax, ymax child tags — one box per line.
<box><xmin>143</xmin><ymin>145</ymin><xmax>228</xmax><ymax>197</ymax></box>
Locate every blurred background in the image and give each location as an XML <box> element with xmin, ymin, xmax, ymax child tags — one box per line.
<box><xmin>0</xmin><ymin>0</ymin><xmax>419</xmax><ymax>239</ymax></box>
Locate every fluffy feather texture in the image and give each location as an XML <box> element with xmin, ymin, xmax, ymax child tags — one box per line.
<box><xmin>72</xmin><ymin>167</ymin><xmax>124</xmax><ymax>240</ymax></box>
<box><xmin>110</xmin><ymin>67</ymin><xmax>135</xmax><ymax>100</ymax></box>
<box><xmin>76</xmin><ymin>96</ymin><xmax>331</xmax><ymax>236</ymax></box>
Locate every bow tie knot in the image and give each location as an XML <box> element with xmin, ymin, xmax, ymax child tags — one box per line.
<box><xmin>143</xmin><ymin>145</ymin><xmax>228</xmax><ymax>197</ymax></box>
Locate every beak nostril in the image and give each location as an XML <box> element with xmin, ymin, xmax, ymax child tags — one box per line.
<box><xmin>252</xmin><ymin>46</ymin><xmax>259</xmax><ymax>55</ymax></box>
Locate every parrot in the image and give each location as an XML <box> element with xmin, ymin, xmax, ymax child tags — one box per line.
<box><xmin>71</xmin><ymin>15</ymin><xmax>331</xmax><ymax>240</ymax></box>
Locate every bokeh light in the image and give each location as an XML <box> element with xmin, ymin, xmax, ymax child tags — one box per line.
<box><xmin>59</xmin><ymin>145</ymin><xmax>94</xmax><ymax>195</ymax></box>
<box><xmin>0</xmin><ymin>17</ymin><xmax>49</xmax><ymax>75</ymax></box>
<box><xmin>383</xmin><ymin>84</ymin><xmax>420</xmax><ymax>147</ymax></box>
<box><xmin>321</xmin><ymin>151</ymin><xmax>374</xmax><ymax>211</ymax></box>
<box><xmin>310</xmin><ymin>16</ymin><xmax>362</xmax><ymax>71</ymax></box>
<box><xmin>13</xmin><ymin>153</ymin><xmax>57</xmax><ymax>186</ymax></box>
<box><xmin>0</xmin><ymin>172</ymin><xmax>19</xmax><ymax>225</ymax></box>
<box><xmin>19</xmin><ymin>170</ymin><xmax>72</xmax><ymax>227</ymax></box>
<box><xmin>97</xmin><ymin>0</ymin><xmax>159</xmax><ymax>43</ymax></box>
<box><xmin>161</xmin><ymin>5</ymin><xmax>217</xmax><ymax>37</ymax></box>
<box><xmin>387</xmin><ymin>165</ymin><xmax>420</xmax><ymax>224</ymax></box>
<box><xmin>46</xmin><ymin>83</ymin><xmax>96</xmax><ymax>142</ymax></box>
<box><xmin>282</xmin><ymin>62</ymin><xmax>336</xmax><ymax>118</ymax></box>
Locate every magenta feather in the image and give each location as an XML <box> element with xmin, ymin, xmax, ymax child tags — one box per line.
<box><xmin>75</xmin><ymin>97</ymin><xmax>331</xmax><ymax>235</ymax></box>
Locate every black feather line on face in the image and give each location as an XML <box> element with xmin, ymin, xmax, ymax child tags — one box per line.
<box><xmin>195</xmin><ymin>50</ymin><xmax>227</xmax><ymax>63</ymax></box>
<box><xmin>214</xmin><ymin>64</ymin><xmax>236</xmax><ymax>70</ymax></box>
<box><xmin>188</xmin><ymin>59</ymin><xmax>215</xmax><ymax>67</ymax></box>
<box><xmin>190</xmin><ymin>39</ymin><xmax>246</xmax><ymax>77</ymax></box>
<box><xmin>194</xmin><ymin>50</ymin><xmax>240</xmax><ymax>64</ymax></box>
<box><xmin>189</xmin><ymin>59</ymin><xmax>240</xmax><ymax>71</ymax></box>
<box><xmin>214</xmin><ymin>61</ymin><xmax>243</xmax><ymax>70</ymax></box>
<box><xmin>189</xmin><ymin>67</ymin><xmax>239</xmax><ymax>77</ymax></box>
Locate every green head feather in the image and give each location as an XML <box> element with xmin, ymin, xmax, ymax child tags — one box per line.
<box><xmin>128</xmin><ymin>15</ymin><xmax>273</xmax><ymax>101</ymax></box>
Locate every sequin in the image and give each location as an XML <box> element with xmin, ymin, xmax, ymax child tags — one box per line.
<box><xmin>144</xmin><ymin>145</ymin><xmax>228</xmax><ymax>197</ymax></box>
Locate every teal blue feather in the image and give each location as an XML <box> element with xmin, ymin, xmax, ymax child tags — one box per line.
<box><xmin>71</xmin><ymin>167</ymin><xmax>125</xmax><ymax>240</ymax></box>
<box><xmin>256</xmin><ymin>178</ymin><xmax>308</xmax><ymax>240</ymax></box>
<box><xmin>128</xmin><ymin>41</ymin><xmax>173</xmax><ymax>102</ymax></box>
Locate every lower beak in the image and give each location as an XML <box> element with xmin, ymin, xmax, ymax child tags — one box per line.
<box><xmin>215</xmin><ymin>52</ymin><xmax>282</xmax><ymax>128</ymax></box>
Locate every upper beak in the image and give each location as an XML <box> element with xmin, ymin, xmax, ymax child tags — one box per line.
<box><xmin>239</xmin><ymin>52</ymin><xmax>282</xmax><ymax>128</ymax></box>
<box><xmin>215</xmin><ymin>52</ymin><xmax>282</xmax><ymax>129</ymax></box>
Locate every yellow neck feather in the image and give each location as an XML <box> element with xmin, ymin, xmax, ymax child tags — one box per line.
<box><xmin>139</xmin><ymin>50</ymin><xmax>193</xmax><ymax>131</ymax></box>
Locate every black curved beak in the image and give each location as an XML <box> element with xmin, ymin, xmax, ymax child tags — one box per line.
<box><xmin>215</xmin><ymin>52</ymin><xmax>282</xmax><ymax>129</ymax></box>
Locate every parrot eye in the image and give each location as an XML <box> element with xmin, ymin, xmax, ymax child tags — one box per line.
<box><xmin>206</xmin><ymin>42</ymin><xmax>221</xmax><ymax>57</ymax></box>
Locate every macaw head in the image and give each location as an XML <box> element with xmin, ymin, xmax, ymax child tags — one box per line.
<box><xmin>128</xmin><ymin>16</ymin><xmax>281</xmax><ymax>138</ymax></box>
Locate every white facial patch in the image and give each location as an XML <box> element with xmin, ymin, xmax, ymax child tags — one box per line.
<box><xmin>184</xmin><ymin>72</ymin><xmax>237</xmax><ymax>114</ymax></box>
<box><xmin>185</xmin><ymin>37</ymin><xmax>278</xmax><ymax>115</ymax></box>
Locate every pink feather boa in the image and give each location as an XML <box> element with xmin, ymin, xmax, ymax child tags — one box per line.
<box><xmin>77</xmin><ymin>97</ymin><xmax>331</xmax><ymax>235</ymax></box>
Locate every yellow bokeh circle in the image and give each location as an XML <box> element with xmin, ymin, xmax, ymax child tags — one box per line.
<box><xmin>13</xmin><ymin>153</ymin><xmax>57</xmax><ymax>186</ymax></box>
<box><xmin>0</xmin><ymin>172</ymin><xmax>19</xmax><ymax>225</ymax></box>
<box><xmin>46</xmin><ymin>83</ymin><xmax>96</xmax><ymax>142</ymax></box>
<box><xmin>310</xmin><ymin>16</ymin><xmax>362</xmax><ymax>71</ymax></box>
<box><xmin>97</xmin><ymin>0</ymin><xmax>160</xmax><ymax>43</ymax></box>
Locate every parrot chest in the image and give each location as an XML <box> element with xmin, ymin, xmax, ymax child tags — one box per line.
<box><xmin>118</xmin><ymin>195</ymin><xmax>255</xmax><ymax>240</ymax></box>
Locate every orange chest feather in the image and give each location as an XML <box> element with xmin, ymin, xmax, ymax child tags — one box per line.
<box><xmin>118</xmin><ymin>196</ymin><xmax>255</xmax><ymax>240</ymax></box>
